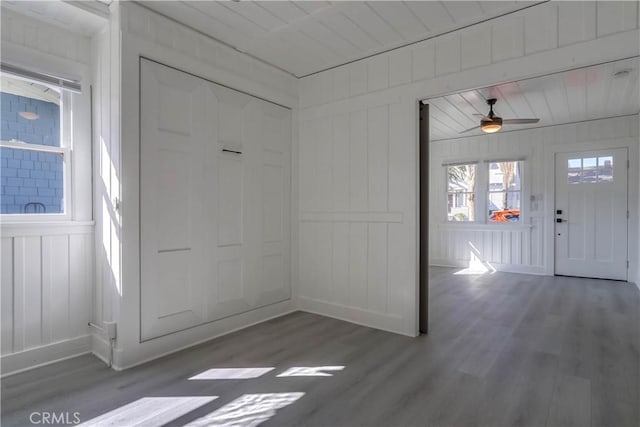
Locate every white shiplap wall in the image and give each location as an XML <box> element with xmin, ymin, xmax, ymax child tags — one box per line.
<box><xmin>1</xmin><ymin>226</ymin><xmax>94</xmax><ymax>375</ymax></box>
<box><xmin>90</xmin><ymin>8</ymin><xmax>120</xmax><ymax>365</ymax></box>
<box><xmin>1</xmin><ymin>8</ymin><xmax>91</xmax><ymax>74</ymax></box>
<box><xmin>429</xmin><ymin>115</ymin><xmax>639</xmax><ymax>276</ymax></box>
<box><xmin>296</xmin><ymin>1</ymin><xmax>639</xmax><ymax>336</ymax></box>
<box><xmin>1</xmin><ymin>8</ymin><xmax>96</xmax><ymax>375</ymax></box>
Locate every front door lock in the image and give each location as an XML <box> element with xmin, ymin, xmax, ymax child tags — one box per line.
<box><xmin>556</xmin><ymin>218</ymin><xmax>563</xmax><ymax>223</ymax></box>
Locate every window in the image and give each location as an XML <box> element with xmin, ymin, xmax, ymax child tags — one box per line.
<box><xmin>445</xmin><ymin>159</ymin><xmax>524</xmax><ymax>224</ymax></box>
<box><xmin>1</xmin><ymin>74</ymin><xmax>69</xmax><ymax>215</ymax></box>
<box><xmin>447</xmin><ymin>163</ymin><xmax>476</xmax><ymax>221</ymax></box>
<box><xmin>487</xmin><ymin>160</ymin><xmax>522</xmax><ymax>223</ymax></box>
<box><xmin>568</xmin><ymin>156</ymin><xmax>613</xmax><ymax>184</ymax></box>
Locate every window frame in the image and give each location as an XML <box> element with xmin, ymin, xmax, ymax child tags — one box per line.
<box><xmin>0</xmin><ymin>84</ymin><xmax>72</xmax><ymax>221</ymax></box>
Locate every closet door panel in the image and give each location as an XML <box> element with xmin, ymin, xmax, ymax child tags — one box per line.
<box><xmin>256</xmin><ymin>102</ymin><xmax>292</xmax><ymax>306</ymax></box>
<box><xmin>206</xmin><ymin>84</ymin><xmax>253</xmax><ymax>319</ymax></box>
<box><xmin>140</xmin><ymin>59</ymin><xmax>208</xmax><ymax>340</ymax></box>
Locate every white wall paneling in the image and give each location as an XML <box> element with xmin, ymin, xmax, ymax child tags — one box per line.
<box><xmin>297</xmin><ymin>99</ymin><xmax>416</xmax><ymax>335</ymax></box>
<box><xmin>1</xmin><ymin>1</ymin><xmax>107</xmax><ymax>38</ymax></box>
<box><xmin>1</xmin><ymin>224</ymin><xmax>94</xmax><ymax>375</ymax></box>
<box><xmin>1</xmin><ymin>8</ymin><xmax>91</xmax><ymax>72</ymax></box>
<box><xmin>297</xmin><ymin>1</ymin><xmax>639</xmax><ymax>337</ymax></box>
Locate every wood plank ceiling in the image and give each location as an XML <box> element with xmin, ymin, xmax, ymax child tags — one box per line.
<box><xmin>427</xmin><ymin>57</ymin><xmax>640</xmax><ymax>141</ymax></box>
<box><xmin>139</xmin><ymin>1</ymin><xmax>541</xmax><ymax>77</ymax></box>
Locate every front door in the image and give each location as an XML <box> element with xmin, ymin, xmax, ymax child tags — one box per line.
<box><xmin>555</xmin><ymin>148</ymin><xmax>628</xmax><ymax>280</ymax></box>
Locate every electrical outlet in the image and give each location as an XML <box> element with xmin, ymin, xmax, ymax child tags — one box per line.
<box><xmin>104</xmin><ymin>321</ymin><xmax>117</xmax><ymax>340</ymax></box>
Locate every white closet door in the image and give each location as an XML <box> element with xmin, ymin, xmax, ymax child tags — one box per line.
<box><xmin>207</xmin><ymin>87</ymin><xmax>292</xmax><ymax>320</ymax></box>
<box><xmin>140</xmin><ymin>59</ymin><xmax>291</xmax><ymax>341</ymax></box>
<box><xmin>140</xmin><ymin>59</ymin><xmax>209</xmax><ymax>340</ymax></box>
<box><xmin>247</xmin><ymin>100</ymin><xmax>291</xmax><ymax>308</ymax></box>
<box><xmin>206</xmin><ymin>84</ymin><xmax>252</xmax><ymax>320</ymax></box>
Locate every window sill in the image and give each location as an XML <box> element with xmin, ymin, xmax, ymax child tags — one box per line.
<box><xmin>438</xmin><ymin>222</ymin><xmax>534</xmax><ymax>231</ymax></box>
<box><xmin>0</xmin><ymin>220</ymin><xmax>94</xmax><ymax>237</ymax></box>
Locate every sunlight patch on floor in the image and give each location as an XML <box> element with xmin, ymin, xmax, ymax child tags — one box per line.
<box><xmin>277</xmin><ymin>366</ymin><xmax>345</xmax><ymax>377</ymax></box>
<box><xmin>454</xmin><ymin>243</ymin><xmax>496</xmax><ymax>275</ymax></box>
<box><xmin>80</xmin><ymin>396</ymin><xmax>217</xmax><ymax>426</ymax></box>
<box><xmin>185</xmin><ymin>393</ymin><xmax>304</xmax><ymax>427</ymax></box>
<box><xmin>189</xmin><ymin>367</ymin><xmax>275</xmax><ymax>380</ymax></box>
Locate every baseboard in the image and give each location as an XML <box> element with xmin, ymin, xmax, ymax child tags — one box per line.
<box><xmin>113</xmin><ymin>304</ymin><xmax>297</xmax><ymax>371</ymax></box>
<box><xmin>429</xmin><ymin>259</ymin><xmax>548</xmax><ymax>276</ymax></box>
<box><xmin>297</xmin><ymin>297</ymin><xmax>413</xmax><ymax>337</ymax></box>
<box><xmin>1</xmin><ymin>335</ymin><xmax>91</xmax><ymax>377</ymax></box>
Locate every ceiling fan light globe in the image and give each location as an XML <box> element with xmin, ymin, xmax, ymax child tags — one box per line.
<box><xmin>481</xmin><ymin>124</ymin><xmax>502</xmax><ymax>133</ymax></box>
<box><xmin>480</xmin><ymin>116</ymin><xmax>502</xmax><ymax>133</ymax></box>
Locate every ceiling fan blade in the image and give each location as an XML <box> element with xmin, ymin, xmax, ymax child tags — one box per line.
<box><xmin>502</xmin><ymin>118</ymin><xmax>540</xmax><ymax>124</ymax></box>
<box><xmin>472</xmin><ymin>113</ymin><xmax>485</xmax><ymax>116</ymax></box>
<box><xmin>460</xmin><ymin>125</ymin><xmax>481</xmax><ymax>134</ymax></box>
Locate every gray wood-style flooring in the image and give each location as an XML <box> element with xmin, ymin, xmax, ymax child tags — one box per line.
<box><xmin>2</xmin><ymin>268</ymin><xmax>639</xmax><ymax>426</ymax></box>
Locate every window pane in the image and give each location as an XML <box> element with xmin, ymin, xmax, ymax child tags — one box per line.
<box><xmin>568</xmin><ymin>158</ymin><xmax>582</xmax><ymax>184</ymax></box>
<box><xmin>447</xmin><ymin>164</ymin><xmax>476</xmax><ymax>222</ymax></box>
<box><xmin>447</xmin><ymin>164</ymin><xmax>476</xmax><ymax>192</ymax></box>
<box><xmin>488</xmin><ymin>160</ymin><xmax>521</xmax><ymax>223</ymax></box>
<box><xmin>489</xmin><ymin>161</ymin><xmax>521</xmax><ymax>191</ymax></box>
<box><xmin>582</xmin><ymin>157</ymin><xmax>597</xmax><ymax>183</ymax></box>
<box><xmin>447</xmin><ymin>192</ymin><xmax>474</xmax><ymax>221</ymax></box>
<box><xmin>1</xmin><ymin>148</ymin><xmax>63</xmax><ymax>214</ymax></box>
<box><xmin>1</xmin><ymin>75</ymin><xmax>61</xmax><ymax>147</ymax></box>
<box><xmin>597</xmin><ymin>156</ymin><xmax>613</xmax><ymax>183</ymax></box>
<box><xmin>488</xmin><ymin>191</ymin><xmax>521</xmax><ymax>223</ymax></box>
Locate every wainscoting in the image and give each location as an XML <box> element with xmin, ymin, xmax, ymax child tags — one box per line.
<box><xmin>1</xmin><ymin>223</ymin><xmax>93</xmax><ymax>375</ymax></box>
<box><xmin>429</xmin><ymin>220</ymin><xmax>546</xmax><ymax>275</ymax></box>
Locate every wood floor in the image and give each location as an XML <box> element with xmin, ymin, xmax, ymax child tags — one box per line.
<box><xmin>2</xmin><ymin>268</ymin><xmax>639</xmax><ymax>426</ymax></box>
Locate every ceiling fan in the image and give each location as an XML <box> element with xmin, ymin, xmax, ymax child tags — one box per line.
<box><xmin>461</xmin><ymin>98</ymin><xmax>540</xmax><ymax>134</ymax></box>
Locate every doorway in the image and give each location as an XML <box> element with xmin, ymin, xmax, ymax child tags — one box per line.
<box><xmin>554</xmin><ymin>148</ymin><xmax>628</xmax><ymax>280</ymax></box>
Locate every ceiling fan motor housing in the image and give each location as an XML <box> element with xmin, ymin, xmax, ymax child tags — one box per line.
<box><xmin>481</xmin><ymin>98</ymin><xmax>502</xmax><ymax>133</ymax></box>
<box><xmin>481</xmin><ymin>115</ymin><xmax>503</xmax><ymax>126</ymax></box>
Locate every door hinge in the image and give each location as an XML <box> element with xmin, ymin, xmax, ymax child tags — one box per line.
<box><xmin>627</xmin><ymin>210</ymin><xmax>630</xmax><ymax>219</ymax></box>
<box><xmin>627</xmin><ymin>260</ymin><xmax>630</xmax><ymax>269</ymax></box>
<box><xmin>628</xmin><ymin>159</ymin><xmax>630</xmax><ymax>169</ymax></box>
